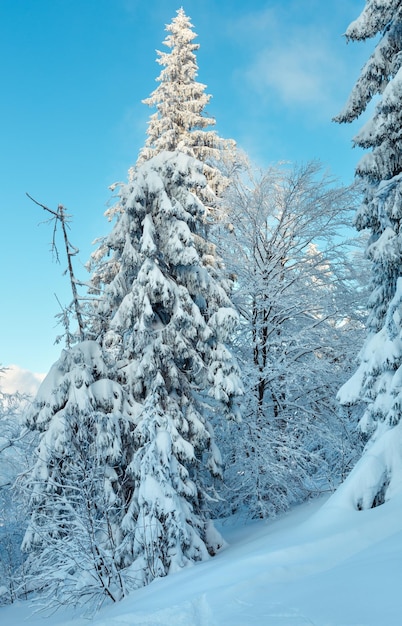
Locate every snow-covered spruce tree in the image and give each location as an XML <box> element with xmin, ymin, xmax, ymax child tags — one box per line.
<box><xmin>21</xmin><ymin>341</ymin><xmax>140</xmax><ymax>609</ymax></box>
<box><xmin>212</xmin><ymin>160</ymin><xmax>367</xmax><ymax>518</ymax></box>
<box><xmin>88</xmin><ymin>151</ymin><xmax>242</xmax><ymax>588</ymax></box>
<box><xmin>335</xmin><ymin>1</ymin><xmax>402</xmax><ymax>509</ymax></box>
<box><xmin>136</xmin><ymin>8</ymin><xmax>235</xmax><ymax>197</ymax></box>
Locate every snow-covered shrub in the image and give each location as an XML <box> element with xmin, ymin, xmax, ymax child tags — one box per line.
<box><xmin>0</xmin><ymin>375</ymin><xmax>34</xmax><ymax>605</ymax></box>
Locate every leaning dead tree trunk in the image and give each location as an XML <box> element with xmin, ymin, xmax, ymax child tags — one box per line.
<box><xmin>26</xmin><ymin>193</ymin><xmax>85</xmax><ymax>343</ymax></box>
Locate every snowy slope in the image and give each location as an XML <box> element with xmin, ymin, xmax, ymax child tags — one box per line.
<box><xmin>3</xmin><ymin>492</ymin><xmax>402</xmax><ymax>626</ymax></box>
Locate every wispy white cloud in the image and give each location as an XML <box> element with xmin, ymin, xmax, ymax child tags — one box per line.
<box><xmin>230</xmin><ymin>6</ymin><xmax>280</xmax><ymax>36</ymax></box>
<box><xmin>229</xmin><ymin>4</ymin><xmax>360</xmax><ymax>119</ymax></box>
<box><xmin>246</xmin><ymin>37</ymin><xmax>342</xmax><ymax>110</ymax></box>
<box><xmin>1</xmin><ymin>365</ymin><xmax>44</xmax><ymax>397</ymax></box>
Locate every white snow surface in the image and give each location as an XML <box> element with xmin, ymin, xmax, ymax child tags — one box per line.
<box><xmin>3</xmin><ymin>490</ymin><xmax>402</xmax><ymax>625</ymax></box>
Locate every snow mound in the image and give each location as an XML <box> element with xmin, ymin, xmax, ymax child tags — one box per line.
<box><xmin>3</xmin><ymin>492</ymin><xmax>402</xmax><ymax>625</ymax></box>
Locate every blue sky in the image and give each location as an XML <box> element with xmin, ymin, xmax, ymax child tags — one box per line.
<box><xmin>1</xmin><ymin>0</ymin><xmax>369</xmax><ymax>375</ymax></box>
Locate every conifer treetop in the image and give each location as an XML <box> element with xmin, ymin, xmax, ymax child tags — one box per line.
<box><xmin>136</xmin><ymin>8</ymin><xmax>235</xmax><ymax>184</ymax></box>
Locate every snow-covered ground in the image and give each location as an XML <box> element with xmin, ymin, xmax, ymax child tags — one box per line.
<box><xmin>2</xmin><ymin>489</ymin><xmax>402</xmax><ymax>626</ymax></box>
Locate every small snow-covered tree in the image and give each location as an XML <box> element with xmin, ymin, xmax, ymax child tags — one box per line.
<box><xmin>89</xmin><ymin>151</ymin><xmax>242</xmax><ymax>588</ymax></box>
<box><xmin>213</xmin><ymin>160</ymin><xmax>367</xmax><ymax>518</ymax></box>
<box><xmin>136</xmin><ymin>8</ymin><xmax>235</xmax><ymax>197</ymax></box>
<box><xmin>21</xmin><ymin>341</ymin><xmax>140</xmax><ymax>609</ymax></box>
<box><xmin>335</xmin><ymin>1</ymin><xmax>402</xmax><ymax>509</ymax></box>
<box><xmin>0</xmin><ymin>372</ymin><xmax>34</xmax><ymax>605</ymax></box>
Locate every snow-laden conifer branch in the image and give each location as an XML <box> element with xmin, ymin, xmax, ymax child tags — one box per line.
<box><xmin>334</xmin><ymin>0</ymin><xmax>402</xmax><ymax>510</ymax></box>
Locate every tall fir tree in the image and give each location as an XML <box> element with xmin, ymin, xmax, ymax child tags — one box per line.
<box><xmin>87</xmin><ymin>13</ymin><xmax>242</xmax><ymax>585</ymax></box>
<box><xmin>335</xmin><ymin>0</ymin><xmax>402</xmax><ymax>508</ymax></box>
<box><xmin>89</xmin><ymin>151</ymin><xmax>242</xmax><ymax>587</ymax></box>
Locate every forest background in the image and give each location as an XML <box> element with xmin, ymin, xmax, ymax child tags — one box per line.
<box><xmin>3</xmin><ymin>0</ymin><xmax>398</xmax><ymax>619</ymax></box>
